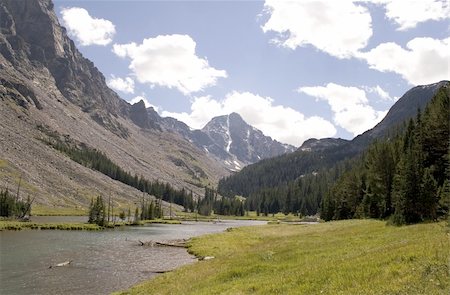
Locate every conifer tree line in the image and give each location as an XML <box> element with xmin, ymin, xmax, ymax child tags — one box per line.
<box><xmin>217</xmin><ymin>144</ymin><xmax>357</xmax><ymax>217</ymax></box>
<box><xmin>216</xmin><ymin>85</ymin><xmax>449</xmax><ymax>222</ymax></box>
<box><xmin>242</xmin><ymin>161</ymin><xmax>354</xmax><ymax>216</ymax></box>
<box><xmin>218</xmin><ymin>148</ymin><xmax>355</xmax><ymax>199</ymax></box>
<box><xmin>322</xmin><ymin>86</ymin><xmax>449</xmax><ymax>224</ymax></box>
<box><xmin>0</xmin><ymin>188</ymin><xmax>33</xmax><ymax>219</ymax></box>
<box><xmin>197</xmin><ymin>187</ymin><xmax>245</xmax><ymax>216</ymax></box>
<box><xmin>139</xmin><ymin>193</ymin><xmax>163</xmax><ymax>220</ymax></box>
<box><xmin>217</xmin><ymin>136</ymin><xmax>360</xmax><ymax>216</ymax></box>
<box><xmin>88</xmin><ymin>194</ymin><xmax>164</xmax><ymax>226</ymax></box>
<box><xmin>41</xmin><ymin>135</ymin><xmax>196</xmax><ymax>210</ymax></box>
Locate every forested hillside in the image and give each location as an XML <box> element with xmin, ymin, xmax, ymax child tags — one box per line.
<box><xmin>323</xmin><ymin>86</ymin><xmax>449</xmax><ymax>224</ymax></box>
<box><xmin>218</xmin><ymin>82</ymin><xmax>449</xmax><ymax>218</ymax></box>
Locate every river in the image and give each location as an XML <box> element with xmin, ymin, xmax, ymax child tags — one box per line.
<box><xmin>0</xmin><ymin>218</ymin><xmax>265</xmax><ymax>295</ymax></box>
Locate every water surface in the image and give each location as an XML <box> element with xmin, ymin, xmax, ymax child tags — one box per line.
<box><xmin>0</xmin><ymin>220</ymin><xmax>265</xmax><ymax>294</ymax></box>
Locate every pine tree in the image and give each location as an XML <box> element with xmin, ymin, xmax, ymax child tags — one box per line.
<box><xmin>134</xmin><ymin>207</ymin><xmax>140</xmax><ymax>224</ymax></box>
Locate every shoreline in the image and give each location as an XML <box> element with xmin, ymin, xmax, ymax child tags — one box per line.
<box><xmin>0</xmin><ymin>217</ymin><xmax>182</xmax><ymax>231</ymax></box>
<box><xmin>116</xmin><ymin>220</ymin><xmax>449</xmax><ymax>295</ymax></box>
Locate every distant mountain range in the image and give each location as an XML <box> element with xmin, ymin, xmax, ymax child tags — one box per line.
<box><xmin>0</xmin><ymin>0</ymin><xmax>293</xmax><ymax>209</ymax></box>
<box><xmin>0</xmin><ymin>0</ymin><xmax>447</xmax><ymax>211</ymax></box>
<box><xmin>150</xmin><ymin>111</ymin><xmax>295</xmax><ymax>171</ymax></box>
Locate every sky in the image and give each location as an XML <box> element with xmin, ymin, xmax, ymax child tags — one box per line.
<box><xmin>53</xmin><ymin>0</ymin><xmax>449</xmax><ymax>147</ymax></box>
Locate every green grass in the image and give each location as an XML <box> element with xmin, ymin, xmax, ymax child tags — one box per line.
<box><xmin>0</xmin><ymin>221</ymin><xmax>101</xmax><ymax>231</ymax></box>
<box><xmin>175</xmin><ymin>211</ymin><xmax>305</xmax><ymax>222</ymax></box>
<box><xmin>117</xmin><ymin>220</ymin><xmax>449</xmax><ymax>295</ymax></box>
<box><xmin>141</xmin><ymin>219</ymin><xmax>182</xmax><ymax>225</ymax></box>
<box><xmin>0</xmin><ymin>218</ymin><xmax>182</xmax><ymax>231</ymax></box>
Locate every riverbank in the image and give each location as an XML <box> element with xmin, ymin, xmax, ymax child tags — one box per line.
<box><xmin>0</xmin><ymin>218</ymin><xmax>181</xmax><ymax>231</ymax></box>
<box><xmin>118</xmin><ymin>219</ymin><xmax>449</xmax><ymax>295</ymax></box>
<box><xmin>0</xmin><ymin>221</ymin><xmax>102</xmax><ymax>230</ymax></box>
<box><xmin>175</xmin><ymin>211</ymin><xmax>318</xmax><ymax>222</ymax></box>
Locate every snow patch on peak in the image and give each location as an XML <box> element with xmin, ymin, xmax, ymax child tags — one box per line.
<box><xmin>226</xmin><ymin>115</ymin><xmax>232</xmax><ymax>153</ymax></box>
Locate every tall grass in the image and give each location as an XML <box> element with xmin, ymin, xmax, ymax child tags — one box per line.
<box><xmin>118</xmin><ymin>220</ymin><xmax>449</xmax><ymax>295</ymax></box>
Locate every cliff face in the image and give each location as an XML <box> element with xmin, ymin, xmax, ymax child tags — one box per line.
<box><xmin>0</xmin><ymin>0</ymin><xmax>227</xmax><ymax>209</ymax></box>
<box><xmin>0</xmin><ymin>0</ymin><xmax>131</xmax><ymax>136</ymax></box>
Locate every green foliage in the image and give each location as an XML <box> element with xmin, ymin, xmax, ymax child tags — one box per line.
<box><xmin>140</xmin><ymin>197</ymin><xmax>160</xmax><ymax>220</ymax></box>
<box><xmin>218</xmin><ymin>145</ymin><xmax>357</xmax><ymax>200</ymax></box>
<box><xmin>119</xmin><ymin>210</ymin><xmax>126</xmax><ymax>221</ymax></box>
<box><xmin>196</xmin><ymin>187</ymin><xmax>245</xmax><ymax>216</ymax></box>
<box><xmin>325</xmin><ymin>86</ymin><xmax>450</xmax><ymax>224</ymax></box>
<box><xmin>88</xmin><ymin>195</ymin><xmax>106</xmax><ymax>226</ymax></box>
<box><xmin>133</xmin><ymin>207</ymin><xmax>140</xmax><ymax>225</ymax></box>
<box><xmin>0</xmin><ymin>189</ymin><xmax>32</xmax><ymax>219</ymax></box>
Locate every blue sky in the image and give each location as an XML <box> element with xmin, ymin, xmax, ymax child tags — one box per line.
<box><xmin>54</xmin><ymin>0</ymin><xmax>449</xmax><ymax>146</ymax></box>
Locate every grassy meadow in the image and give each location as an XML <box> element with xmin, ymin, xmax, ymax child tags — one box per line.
<box><xmin>118</xmin><ymin>219</ymin><xmax>449</xmax><ymax>295</ymax></box>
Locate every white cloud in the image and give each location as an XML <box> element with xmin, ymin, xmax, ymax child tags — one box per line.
<box><xmin>359</xmin><ymin>37</ymin><xmax>450</xmax><ymax>85</ymax></box>
<box><xmin>299</xmin><ymin>83</ymin><xmax>387</xmax><ymax>136</ymax></box>
<box><xmin>372</xmin><ymin>85</ymin><xmax>391</xmax><ymax>101</ymax></box>
<box><xmin>112</xmin><ymin>35</ymin><xmax>227</xmax><ymax>95</ymax></box>
<box><xmin>162</xmin><ymin>92</ymin><xmax>336</xmax><ymax>147</ymax></box>
<box><xmin>60</xmin><ymin>7</ymin><xmax>115</xmax><ymax>46</ymax></box>
<box><xmin>261</xmin><ymin>0</ymin><xmax>373</xmax><ymax>58</ymax></box>
<box><xmin>363</xmin><ymin>85</ymin><xmax>393</xmax><ymax>101</ymax></box>
<box><xmin>366</xmin><ymin>0</ymin><xmax>450</xmax><ymax>30</ymax></box>
<box><xmin>107</xmin><ymin>76</ymin><xmax>135</xmax><ymax>94</ymax></box>
<box><xmin>129</xmin><ymin>96</ymin><xmax>159</xmax><ymax>112</ymax></box>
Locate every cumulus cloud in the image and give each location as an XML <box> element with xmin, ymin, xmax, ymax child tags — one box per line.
<box><xmin>107</xmin><ymin>76</ymin><xmax>135</xmax><ymax>94</ymax></box>
<box><xmin>261</xmin><ymin>1</ymin><xmax>449</xmax><ymax>86</ymax></box>
<box><xmin>112</xmin><ymin>35</ymin><xmax>227</xmax><ymax>95</ymax></box>
<box><xmin>366</xmin><ymin>0</ymin><xmax>450</xmax><ymax>30</ymax></box>
<box><xmin>363</xmin><ymin>85</ymin><xmax>393</xmax><ymax>101</ymax></box>
<box><xmin>60</xmin><ymin>7</ymin><xmax>115</xmax><ymax>46</ymax></box>
<box><xmin>162</xmin><ymin>92</ymin><xmax>336</xmax><ymax>147</ymax></box>
<box><xmin>359</xmin><ymin>37</ymin><xmax>450</xmax><ymax>85</ymax></box>
<box><xmin>261</xmin><ymin>0</ymin><xmax>373</xmax><ymax>58</ymax></box>
<box><xmin>298</xmin><ymin>83</ymin><xmax>387</xmax><ymax>136</ymax></box>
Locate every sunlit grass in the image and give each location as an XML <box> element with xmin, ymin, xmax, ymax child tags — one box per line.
<box><xmin>118</xmin><ymin>220</ymin><xmax>449</xmax><ymax>295</ymax></box>
<box><xmin>175</xmin><ymin>211</ymin><xmax>307</xmax><ymax>222</ymax></box>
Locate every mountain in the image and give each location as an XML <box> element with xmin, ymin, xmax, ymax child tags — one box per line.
<box><xmin>0</xmin><ymin>0</ymin><xmax>228</xmax><ymax>210</ymax></box>
<box><xmin>200</xmin><ymin>113</ymin><xmax>295</xmax><ymax>170</ymax></box>
<box><xmin>218</xmin><ymin>81</ymin><xmax>450</xmax><ymax>199</ymax></box>
<box><xmin>299</xmin><ymin>138</ymin><xmax>349</xmax><ymax>152</ymax></box>
<box><xmin>353</xmin><ymin>81</ymin><xmax>449</xmax><ymax>146</ymax></box>
<box><xmin>153</xmin><ymin>112</ymin><xmax>295</xmax><ymax>171</ymax></box>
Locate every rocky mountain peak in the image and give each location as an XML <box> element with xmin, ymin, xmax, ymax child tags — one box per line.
<box><xmin>201</xmin><ymin>112</ymin><xmax>295</xmax><ymax>168</ymax></box>
<box><xmin>0</xmin><ymin>0</ymin><xmax>129</xmax><ymax>136</ymax></box>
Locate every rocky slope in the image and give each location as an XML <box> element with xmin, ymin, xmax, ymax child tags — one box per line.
<box><xmin>0</xmin><ymin>0</ymin><xmax>227</xmax><ymax>210</ymax></box>
<box><xmin>353</xmin><ymin>81</ymin><xmax>449</xmax><ymax>146</ymax></box>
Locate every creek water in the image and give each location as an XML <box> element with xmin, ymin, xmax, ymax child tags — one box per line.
<box><xmin>0</xmin><ymin>218</ymin><xmax>265</xmax><ymax>295</ymax></box>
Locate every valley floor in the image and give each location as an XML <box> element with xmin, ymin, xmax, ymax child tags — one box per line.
<box><xmin>118</xmin><ymin>219</ymin><xmax>449</xmax><ymax>295</ymax></box>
